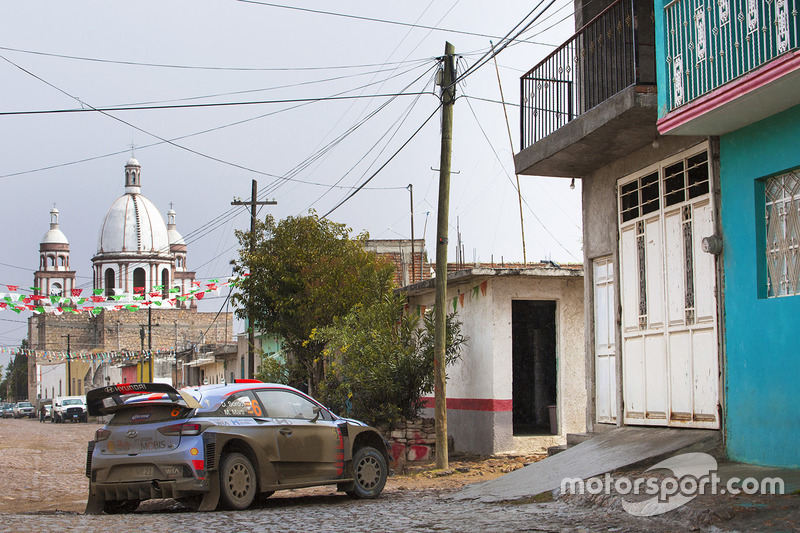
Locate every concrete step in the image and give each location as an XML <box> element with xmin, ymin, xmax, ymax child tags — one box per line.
<box><xmin>547</xmin><ymin>444</ymin><xmax>568</xmax><ymax>456</ymax></box>
<box><xmin>566</xmin><ymin>432</ymin><xmax>596</xmax><ymax>447</ymax></box>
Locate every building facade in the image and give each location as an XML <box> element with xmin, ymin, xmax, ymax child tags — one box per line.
<box><xmin>513</xmin><ymin>0</ymin><xmax>799</xmax><ymax>469</ymax></box>
<box><xmin>403</xmin><ymin>266</ymin><xmax>585</xmax><ymax>455</ymax></box>
<box><xmin>656</xmin><ymin>0</ymin><xmax>800</xmax><ymax>468</ymax></box>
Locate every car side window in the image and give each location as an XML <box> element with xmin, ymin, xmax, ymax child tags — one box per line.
<box><xmin>215</xmin><ymin>391</ymin><xmax>262</xmax><ymax>417</ymax></box>
<box><xmin>254</xmin><ymin>389</ymin><xmax>330</xmax><ymax>421</ymax></box>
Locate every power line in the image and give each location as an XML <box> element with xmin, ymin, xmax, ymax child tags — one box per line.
<box><xmin>0</xmin><ymin>92</ymin><xmax>435</xmax><ymax>116</ymax></box>
<box><xmin>234</xmin><ymin>0</ymin><xmax>556</xmax><ymax>45</ymax></box>
<box><xmin>0</xmin><ymin>44</ymin><xmax>433</xmax><ymax>71</ymax></box>
<box><xmin>0</xmin><ymin>62</ymin><xmax>434</xmax><ymax>180</ymax></box>
<box><xmin>322</xmin><ymin>103</ymin><xmax>442</xmax><ymax>219</ymax></box>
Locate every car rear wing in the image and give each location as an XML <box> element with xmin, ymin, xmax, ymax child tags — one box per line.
<box><xmin>87</xmin><ymin>382</ymin><xmax>201</xmax><ymax>416</ymax></box>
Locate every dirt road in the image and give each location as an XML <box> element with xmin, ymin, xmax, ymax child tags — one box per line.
<box><xmin>0</xmin><ymin>417</ymin><xmax>541</xmax><ymax>514</ymax></box>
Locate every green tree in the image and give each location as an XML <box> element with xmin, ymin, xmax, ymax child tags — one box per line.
<box><xmin>313</xmin><ymin>292</ymin><xmax>466</xmax><ymax>428</ymax></box>
<box><xmin>232</xmin><ymin>212</ymin><xmax>395</xmax><ymax>395</ymax></box>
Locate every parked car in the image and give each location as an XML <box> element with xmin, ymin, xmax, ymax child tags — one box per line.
<box><xmin>44</xmin><ymin>403</ymin><xmax>53</xmax><ymax>421</ymax></box>
<box><xmin>13</xmin><ymin>401</ymin><xmax>36</xmax><ymax>418</ymax></box>
<box><xmin>1</xmin><ymin>403</ymin><xmax>13</xmax><ymax>418</ymax></box>
<box><xmin>52</xmin><ymin>396</ymin><xmax>88</xmax><ymax>423</ymax></box>
<box><xmin>85</xmin><ymin>381</ymin><xmax>390</xmax><ymax>514</ymax></box>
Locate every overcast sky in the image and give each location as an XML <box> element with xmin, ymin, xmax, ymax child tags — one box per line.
<box><xmin>0</xmin><ymin>0</ymin><xmax>582</xmax><ymax>357</ymax></box>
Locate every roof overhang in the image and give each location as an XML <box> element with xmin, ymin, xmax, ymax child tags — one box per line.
<box><xmin>658</xmin><ymin>50</ymin><xmax>800</xmax><ymax>136</ymax></box>
<box><xmin>514</xmin><ymin>85</ymin><xmax>658</xmax><ymax>178</ymax></box>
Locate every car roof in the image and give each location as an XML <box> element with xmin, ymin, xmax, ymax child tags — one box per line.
<box><xmin>182</xmin><ymin>382</ymin><xmax>301</xmax><ymax>407</ymax></box>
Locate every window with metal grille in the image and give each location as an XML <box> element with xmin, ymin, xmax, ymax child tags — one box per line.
<box><xmin>620</xmin><ymin>172</ymin><xmax>660</xmax><ymax>222</ymax></box>
<box><xmin>664</xmin><ymin>152</ymin><xmax>710</xmax><ymax>207</ymax></box>
<box><xmin>765</xmin><ymin>170</ymin><xmax>800</xmax><ymax>298</ymax></box>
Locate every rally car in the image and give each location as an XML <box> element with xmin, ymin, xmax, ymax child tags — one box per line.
<box><xmin>85</xmin><ymin>381</ymin><xmax>390</xmax><ymax>514</ymax></box>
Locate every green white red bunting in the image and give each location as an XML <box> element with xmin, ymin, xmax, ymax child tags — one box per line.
<box><xmin>0</xmin><ymin>275</ymin><xmax>246</xmax><ymax>315</ymax></box>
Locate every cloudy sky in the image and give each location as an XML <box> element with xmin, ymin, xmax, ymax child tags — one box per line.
<box><xmin>0</xmin><ymin>1</ymin><xmax>583</xmax><ymax>357</ymax></box>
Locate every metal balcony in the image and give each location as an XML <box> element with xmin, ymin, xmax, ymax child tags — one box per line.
<box><xmin>520</xmin><ymin>0</ymin><xmax>656</xmax><ymax>151</ymax></box>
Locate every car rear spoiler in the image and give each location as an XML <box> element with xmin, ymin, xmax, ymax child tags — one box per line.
<box><xmin>87</xmin><ymin>382</ymin><xmax>201</xmax><ymax>416</ymax></box>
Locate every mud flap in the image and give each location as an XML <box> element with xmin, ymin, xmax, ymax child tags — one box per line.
<box><xmin>197</xmin><ymin>471</ymin><xmax>220</xmax><ymax>512</ymax></box>
<box><xmin>85</xmin><ymin>490</ymin><xmax>105</xmax><ymax>515</ymax></box>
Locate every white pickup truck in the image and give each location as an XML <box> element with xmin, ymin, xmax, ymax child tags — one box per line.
<box><xmin>52</xmin><ymin>396</ymin><xmax>88</xmax><ymax>423</ymax></box>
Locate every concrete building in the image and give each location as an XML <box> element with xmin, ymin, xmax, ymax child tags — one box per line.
<box><xmin>403</xmin><ymin>265</ymin><xmax>585</xmax><ymax>455</ymax></box>
<box><xmin>512</xmin><ymin>0</ymin><xmax>800</xmax><ymax>470</ymax></box>
<box><xmin>655</xmin><ymin>0</ymin><xmax>800</xmax><ymax>468</ymax></box>
<box><xmin>515</xmin><ymin>0</ymin><xmax>720</xmax><ymax>437</ymax></box>
<box><xmin>27</xmin><ymin>158</ymin><xmax>233</xmax><ymax>401</ymax></box>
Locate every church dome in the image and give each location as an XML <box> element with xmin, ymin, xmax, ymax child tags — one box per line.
<box><xmin>41</xmin><ymin>207</ymin><xmax>69</xmax><ymax>245</ymax></box>
<box><xmin>96</xmin><ymin>159</ymin><xmax>170</xmax><ymax>255</ymax></box>
<box><xmin>97</xmin><ymin>194</ymin><xmax>170</xmax><ymax>254</ymax></box>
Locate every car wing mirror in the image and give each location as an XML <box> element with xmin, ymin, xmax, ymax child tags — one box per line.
<box><xmin>310</xmin><ymin>406</ymin><xmax>321</xmax><ymax>423</ymax></box>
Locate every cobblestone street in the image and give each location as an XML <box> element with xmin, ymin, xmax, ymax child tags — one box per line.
<box><xmin>1</xmin><ymin>417</ymin><xmax>797</xmax><ymax>532</ymax></box>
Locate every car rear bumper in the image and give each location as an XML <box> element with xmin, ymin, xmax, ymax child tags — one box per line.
<box><xmin>88</xmin><ymin>477</ymin><xmax>210</xmax><ymax>501</ymax></box>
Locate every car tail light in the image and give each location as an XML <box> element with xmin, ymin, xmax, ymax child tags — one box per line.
<box><xmin>95</xmin><ymin>428</ymin><xmax>111</xmax><ymax>441</ymax></box>
<box><xmin>158</xmin><ymin>423</ymin><xmax>203</xmax><ymax>436</ymax></box>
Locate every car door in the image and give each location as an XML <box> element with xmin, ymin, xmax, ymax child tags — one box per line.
<box><xmin>253</xmin><ymin>389</ymin><xmax>343</xmax><ymax>483</ymax></box>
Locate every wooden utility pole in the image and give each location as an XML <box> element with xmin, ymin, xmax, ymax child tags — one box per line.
<box><xmin>408</xmin><ymin>184</ymin><xmax>415</xmax><ymax>284</ymax></box>
<box><xmin>61</xmin><ymin>334</ymin><xmax>71</xmax><ymax>395</ymax></box>
<box><xmin>232</xmin><ymin>179</ymin><xmax>277</xmax><ymax>379</ymax></box>
<box><xmin>434</xmin><ymin>42</ymin><xmax>456</xmax><ymax>470</ymax></box>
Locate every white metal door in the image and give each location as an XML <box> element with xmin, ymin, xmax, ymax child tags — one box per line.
<box><xmin>594</xmin><ymin>257</ymin><xmax>617</xmax><ymax>423</ymax></box>
<box><xmin>618</xmin><ymin>144</ymin><xmax>719</xmax><ymax>429</ymax></box>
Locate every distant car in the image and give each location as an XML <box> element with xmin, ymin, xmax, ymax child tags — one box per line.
<box><xmin>52</xmin><ymin>396</ymin><xmax>88</xmax><ymax>423</ymax></box>
<box><xmin>13</xmin><ymin>401</ymin><xmax>36</xmax><ymax>418</ymax></box>
<box><xmin>44</xmin><ymin>403</ymin><xmax>53</xmax><ymax>421</ymax></box>
<box><xmin>85</xmin><ymin>381</ymin><xmax>390</xmax><ymax>514</ymax></box>
<box><xmin>1</xmin><ymin>403</ymin><xmax>13</xmax><ymax>418</ymax></box>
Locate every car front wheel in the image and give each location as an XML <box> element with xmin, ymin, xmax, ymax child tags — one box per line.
<box><xmin>219</xmin><ymin>452</ymin><xmax>257</xmax><ymax>510</ymax></box>
<box><xmin>347</xmin><ymin>446</ymin><xmax>388</xmax><ymax>499</ymax></box>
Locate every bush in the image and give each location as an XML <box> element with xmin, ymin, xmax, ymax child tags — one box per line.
<box><xmin>313</xmin><ymin>293</ymin><xmax>466</xmax><ymax>428</ymax></box>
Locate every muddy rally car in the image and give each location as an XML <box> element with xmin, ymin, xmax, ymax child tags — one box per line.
<box><xmin>85</xmin><ymin>381</ymin><xmax>390</xmax><ymax>514</ymax></box>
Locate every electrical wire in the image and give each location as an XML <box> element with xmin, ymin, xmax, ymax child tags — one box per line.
<box><xmin>0</xmin><ymin>45</ymin><xmax>433</xmax><ymax>71</ymax></box>
<box><xmin>462</xmin><ymin>95</ymin><xmax>579</xmax><ymax>260</ymax></box>
<box><xmin>322</xmin><ymin>103</ymin><xmax>442</xmax><ymax>219</ymax></box>
<box><xmin>233</xmin><ymin>0</ymin><xmax>556</xmax><ymax>45</ymax></box>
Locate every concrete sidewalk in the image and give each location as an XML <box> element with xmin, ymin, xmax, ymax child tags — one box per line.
<box><xmin>453</xmin><ymin>426</ymin><xmax>719</xmax><ymax>502</ymax></box>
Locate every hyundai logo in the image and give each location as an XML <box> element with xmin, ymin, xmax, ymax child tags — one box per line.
<box><xmin>126</xmin><ymin>429</ymin><xmax>138</xmax><ymax>439</ymax></box>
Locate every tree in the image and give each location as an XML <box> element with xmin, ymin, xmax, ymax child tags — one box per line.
<box><xmin>231</xmin><ymin>212</ymin><xmax>395</xmax><ymax>395</ymax></box>
<box><xmin>313</xmin><ymin>292</ymin><xmax>466</xmax><ymax>428</ymax></box>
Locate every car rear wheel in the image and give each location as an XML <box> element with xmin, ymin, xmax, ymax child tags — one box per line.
<box><xmin>103</xmin><ymin>499</ymin><xmax>140</xmax><ymax>514</ymax></box>
<box><xmin>346</xmin><ymin>446</ymin><xmax>387</xmax><ymax>499</ymax></box>
<box><xmin>220</xmin><ymin>452</ymin><xmax>257</xmax><ymax>510</ymax></box>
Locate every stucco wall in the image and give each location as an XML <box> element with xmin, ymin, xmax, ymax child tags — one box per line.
<box><xmin>720</xmin><ymin>103</ymin><xmax>800</xmax><ymax>468</ymax></box>
<box><xmin>408</xmin><ymin>270</ymin><xmax>585</xmax><ymax>454</ymax></box>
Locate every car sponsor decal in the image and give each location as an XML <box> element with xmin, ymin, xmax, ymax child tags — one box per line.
<box><xmin>131</xmin><ymin>413</ymin><xmax>152</xmax><ymax>422</ymax></box>
<box><xmin>209</xmin><ymin>417</ymin><xmax>259</xmax><ymax>426</ymax></box>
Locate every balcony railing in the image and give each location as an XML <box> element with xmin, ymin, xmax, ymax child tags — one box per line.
<box><xmin>520</xmin><ymin>0</ymin><xmax>655</xmax><ymax>150</ymax></box>
<box><xmin>664</xmin><ymin>0</ymin><xmax>799</xmax><ymax>112</ymax></box>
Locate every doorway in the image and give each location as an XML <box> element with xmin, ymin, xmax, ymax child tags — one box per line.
<box><xmin>512</xmin><ymin>300</ymin><xmax>557</xmax><ymax>435</ymax></box>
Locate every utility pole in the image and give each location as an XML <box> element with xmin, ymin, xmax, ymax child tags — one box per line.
<box><xmin>147</xmin><ymin>306</ymin><xmax>159</xmax><ymax>382</ymax></box>
<box><xmin>434</xmin><ymin>42</ymin><xmax>456</xmax><ymax>470</ymax></box>
<box><xmin>491</xmin><ymin>41</ymin><xmax>527</xmax><ymax>266</ymax></box>
<box><xmin>61</xmin><ymin>334</ymin><xmax>71</xmax><ymax>396</ymax></box>
<box><xmin>232</xmin><ymin>179</ymin><xmax>277</xmax><ymax>379</ymax></box>
<box><xmin>408</xmin><ymin>184</ymin><xmax>415</xmax><ymax>284</ymax></box>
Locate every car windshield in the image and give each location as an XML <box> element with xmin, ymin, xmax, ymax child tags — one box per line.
<box><xmin>63</xmin><ymin>399</ymin><xmax>84</xmax><ymax>406</ymax></box>
<box><xmin>19</xmin><ymin>402</ymin><xmax>32</xmax><ymax>407</ymax></box>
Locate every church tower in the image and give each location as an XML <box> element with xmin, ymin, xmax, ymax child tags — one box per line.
<box><xmin>34</xmin><ymin>207</ymin><xmax>76</xmax><ymax>296</ymax></box>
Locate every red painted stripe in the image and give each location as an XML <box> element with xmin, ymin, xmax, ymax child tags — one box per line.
<box><xmin>658</xmin><ymin>50</ymin><xmax>800</xmax><ymax>134</ymax></box>
<box><xmin>421</xmin><ymin>397</ymin><xmax>513</xmax><ymax>412</ymax></box>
